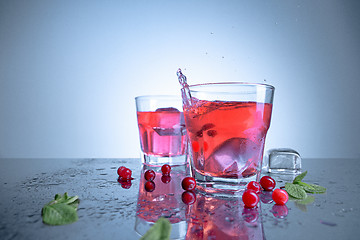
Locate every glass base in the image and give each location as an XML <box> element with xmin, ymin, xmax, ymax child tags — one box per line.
<box><xmin>141</xmin><ymin>154</ymin><xmax>188</xmax><ymax>167</ymax></box>
<box><xmin>192</xmin><ymin>169</ymin><xmax>260</xmax><ymax>196</ymax></box>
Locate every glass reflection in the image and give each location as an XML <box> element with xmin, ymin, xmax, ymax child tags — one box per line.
<box><xmin>135</xmin><ymin>163</ymin><xmax>266</xmax><ymax>239</ymax></box>
<box><xmin>185</xmin><ymin>193</ymin><xmax>264</xmax><ymax>240</ymax></box>
<box><xmin>135</xmin><ymin>164</ymin><xmax>189</xmax><ymax>239</ymax></box>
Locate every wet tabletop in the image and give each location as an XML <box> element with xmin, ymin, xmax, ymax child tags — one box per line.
<box><xmin>0</xmin><ymin>158</ymin><xmax>359</xmax><ymax>240</ymax></box>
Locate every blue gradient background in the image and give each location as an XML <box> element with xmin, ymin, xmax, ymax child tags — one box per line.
<box><xmin>1</xmin><ymin>0</ymin><xmax>359</xmax><ymax>158</ymax></box>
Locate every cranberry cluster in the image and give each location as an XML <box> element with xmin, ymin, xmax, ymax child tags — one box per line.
<box><xmin>143</xmin><ymin>164</ymin><xmax>197</xmax><ymax>206</ymax></box>
<box><xmin>181</xmin><ymin>177</ymin><xmax>197</xmax><ymax>205</ymax></box>
<box><xmin>117</xmin><ymin>166</ymin><xmax>133</xmax><ymax>189</ymax></box>
<box><xmin>242</xmin><ymin>176</ymin><xmax>289</xmax><ymax>218</ymax></box>
<box><xmin>143</xmin><ymin>164</ymin><xmax>172</xmax><ymax>192</ymax></box>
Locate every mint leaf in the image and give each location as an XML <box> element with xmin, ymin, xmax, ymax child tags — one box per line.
<box><xmin>297</xmin><ymin>181</ymin><xmax>316</xmax><ymax>193</ymax></box>
<box><xmin>140</xmin><ymin>217</ymin><xmax>172</xmax><ymax>240</ymax></box>
<box><xmin>42</xmin><ymin>193</ymin><xmax>80</xmax><ymax>226</ymax></box>
<box><xmin>285</xmin><ymin>183</ymin><xmax>307</xmax><ymax>199</ymax></box>
<box><xmin>42</xmin><ymin>204</ymin><xmax>78</xmax><ymax>225</ymax></box>
<box><xmin>286</xmin><ymin>170</ymin><xmax>326</xmax><ymax>203</ymax></box>
<box><xmin>293</xmin><ymin>171</ymin><xmax>307</xmax><ymax>184</ymax></box>
<box><xmin>306</xmin><ymin>184</ymin><xmax>326</xmax><ymax>194</ymax></box>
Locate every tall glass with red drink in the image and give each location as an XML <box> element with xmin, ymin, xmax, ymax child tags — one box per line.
<box><xmin>181</xmin><ymin>83</ymin><xmax>274</xmax><ymax>193</ymax></box>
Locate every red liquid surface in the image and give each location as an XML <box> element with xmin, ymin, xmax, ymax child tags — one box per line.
<box><xmin>137</xmin><ymin>110</ymin><xmax>187</xmax><ymax>157</ymax></box>
<box><xmin>184</xmin><ymin>100</ymin><xmax>272</xmax><ymax>178</ymax></box>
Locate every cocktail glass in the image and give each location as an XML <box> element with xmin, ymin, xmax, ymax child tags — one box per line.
<box><xmin>181</xmin><ymin>82</ymin><xmax>274</xmax><ymax>194</ymax></box>
<box><xmin>135</xmin><ymin>95</ymin><xmax>188</xmax><ymax>166</ymax></box>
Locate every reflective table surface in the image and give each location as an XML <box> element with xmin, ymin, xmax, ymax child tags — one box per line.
<box><xmin>1</xmin><ymin>158</ymin><xmax>359</xmax><ymax>240</ymax></box>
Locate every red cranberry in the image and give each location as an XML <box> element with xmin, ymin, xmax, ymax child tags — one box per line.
<box><xmin>242</xmin><ymin>190</ymin><xmax>259</xmax><ymax>208</ymax></box>
<box><xmin>161</xmin><ymin>175</ymin><xmax>171</xmax><ymax>184</ymax></box>
<box><xmin>117</xmin><ymin>166</ymin><xmax>126</xmax><ymax>176</ymax></box>
<box><xmin>144</xmin><ymin>181</ymin><xmax>155</xmax><ymax>192</ymax></box>
<box><xmin>182</xmin><ymin>177</ymin><xmax>196</xmax><ymax>191</ymax></box>
<box><xmin>272</xmin><ymin>189</ymin><xmax>289</xmax><ymax>205</ymax></box>
<box><xmin>119</xmin><ymin>167</ymin><xmax>132</xmax><ymax>180</ymax></box>
<box><xmin>144</xmin><ymin>169</ymin><xmax>156</xmax><ymax>181</ymax></box>
<box><xmin>161</xmin><ymin>164</ymin><xmax>171</xmax><ymax>176</ymax></box>
<box><xmin>246</xmin><ymin>181</ymin><xmax>261</xmax><ymax>193</ymax></box>
<box><xmin>182</xmin><ymin>191</ymin><xmax>196</xmax><ymax>205</ymax></box>
<box><xmin>260</xmin><ymin>176</ymin><xmax>276</xmax><ymax>191</ymax></box>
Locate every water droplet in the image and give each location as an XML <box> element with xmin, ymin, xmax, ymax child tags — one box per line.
<box><xmin>320</xmin><ymin>220</ymin><xmax>337</xmax><ymax>227</ymax></box>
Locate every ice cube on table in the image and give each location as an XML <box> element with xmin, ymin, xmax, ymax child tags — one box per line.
<box><xmin>264</xmin><ymin>148</ymin><xmax>301</xmax><ymax>174</ymax></box>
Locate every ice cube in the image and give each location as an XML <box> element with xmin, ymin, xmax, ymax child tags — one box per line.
<box><xmin>153</xmin><ymin>127</ymin><xmax>176</xmax><ymax>136</ymax></box>
<box><xmin>205</xmin><ymin>138</ymin><xmax>260</xmax><ymax>177</ymax></box>
<box><xmin>265</xmin><ymin>148</ymin><xmax>301</xmax><ymax>174</ymax></box>
<box><xmin>155</xmin><ymin>107</ymin><xmax>180</xmax><ymax>112</ymax></box>
<box><xmin>153</xmin><ymin>124</ymin><xmax>186</xmax><ymax>136</ymax></box>
<box><xmin>156</xmin><ymin>109</ymin><xmax>184</xmax><ymax>134</ymax></box>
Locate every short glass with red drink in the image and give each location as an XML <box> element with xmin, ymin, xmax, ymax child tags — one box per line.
<box><xmin>181</xmin><ymin>83</ymin><xmax>274</xmax><ymax>194</ymax></box>
<box><xmin>135</xmin><ymin>95</ymin><xmax>188</xmax><ymax>166</ymax></box>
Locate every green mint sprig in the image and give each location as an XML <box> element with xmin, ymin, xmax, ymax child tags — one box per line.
<box><xmin>140</xmin><ymin>217</ymin><xmax>172</xmax><ymax>240</ymax></box>
<box><xmin>285</xmin><ymin>171</ymin><xmax>326</xmax><ymax>200</ymax></box>
<box><xmin>41</xmin><ymin>192</ymin><xmax>80</xmax><ymax>226</ymax></box>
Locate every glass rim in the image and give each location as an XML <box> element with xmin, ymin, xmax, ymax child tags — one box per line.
<box><xmin>183</xmin><ymin>82</ymin><xmax>275</xmax><ymax>91</ymax></box>
<box><xmin>135</xmin><ymin>95</ymin><xmax>182</xmax><ymax>101</ymax></box>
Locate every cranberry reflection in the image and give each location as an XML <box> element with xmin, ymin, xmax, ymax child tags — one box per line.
<box><xmin>185</xmin><ymin>193</ymin><xmax>264</xmax><ymax>240</ymax></box>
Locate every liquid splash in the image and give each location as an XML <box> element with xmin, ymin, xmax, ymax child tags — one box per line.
<box><xmin>177</xmin><ymin>68</ymin><xmax>192</xmax><ymax>107</ymax></box>
<box><xmin>177</xmin><ymin>68</ymin><xmax>188</xmax><ymax>88</ymax></box>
